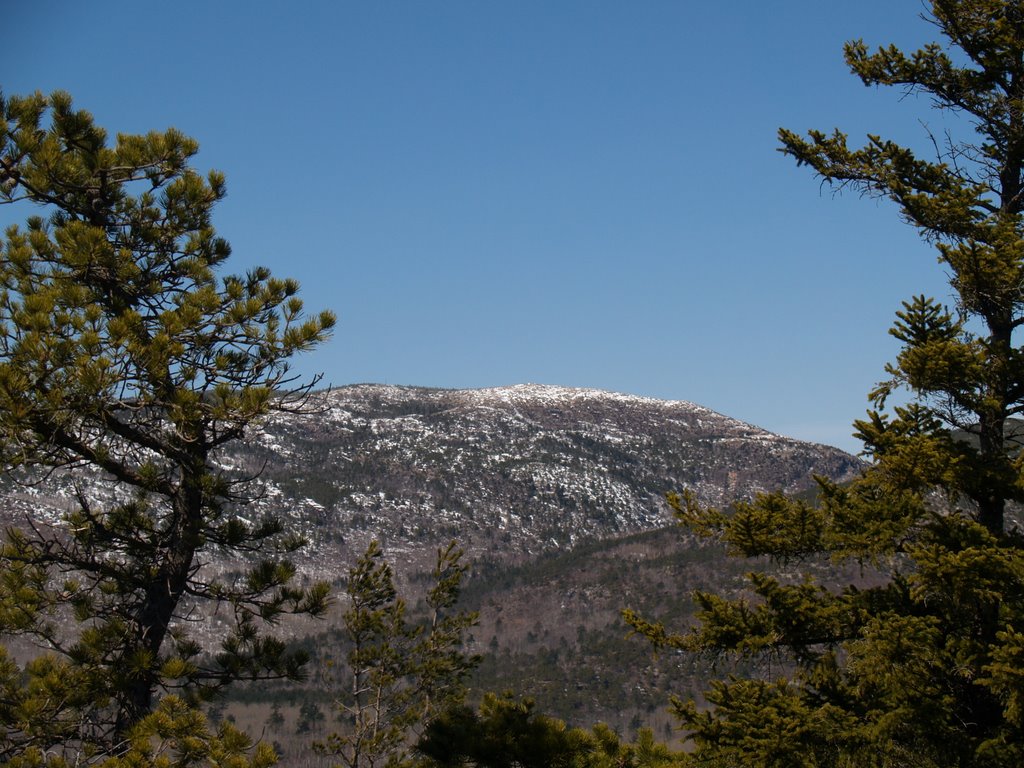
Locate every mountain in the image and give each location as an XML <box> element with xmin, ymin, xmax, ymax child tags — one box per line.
<box><xmin>237</xmin><ymin>383</ymin><xmax>861</xmax><ymax>575</ymax></box>
<box><xmin>1</xmin><ymin>383</ymin><xmax>861</xmax><ymax>574</ymax></box>
<box><xmin>0</xmin><ymin>383</ymin><xmax>863</xmax><ymax>750</ymax></box>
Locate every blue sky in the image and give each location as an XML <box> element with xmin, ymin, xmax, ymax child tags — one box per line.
<box><xmin>3</xmin><ymin>2</ymin><xmax>958</xmax><ymax>453</ymax></box>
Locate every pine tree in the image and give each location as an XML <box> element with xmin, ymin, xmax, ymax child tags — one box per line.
<box><xmin>316</xmin><ymin>541</ymin><xmax>480</xmax><ymax>768</ymax></box>
<box><xmin>0</xmin><ymin>693</ymin><xmax>279</xmax><ymax>768</ymax></box>
<box><xmin>0</xmin><ymin>90</ymin><xmax>335</xmax><ymax>760</ymax></box>
<box><xmin>626</xmin><ymin>3</ymin><xmax>1024</xmax><ymax>765</ymax></box>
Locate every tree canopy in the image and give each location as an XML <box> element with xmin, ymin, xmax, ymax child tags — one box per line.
<box><xmin>0</xmin><ymin>90</ymin><xmax>335</xmax><ymax>762</ymax></box>
<box><xmin>417</xmin><ymin>692</ymin><xmax>678</xmax><ymax>768</ymax></box>
<box><xmin>627</xmin><ymin>2</ymin><xmax>1024</xmax><ymax>765</ymax></box>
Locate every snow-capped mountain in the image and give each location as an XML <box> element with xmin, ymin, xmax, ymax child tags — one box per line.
<box><xmin>238</xmin><ymin>383</ymin><xmax>859</xmax><ymax>573</ymax></box>
<box><xmin>1</xmin><ymin>383</ymin><xmax>861</xmax><ymax>582</ymax></box>
<box><xmin>0</xmin><ymin>383</ymin><xmax>865</xmax><ymax>737</ymax></box>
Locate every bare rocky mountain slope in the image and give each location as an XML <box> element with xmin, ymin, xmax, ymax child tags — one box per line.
<box><xmin>243</xmin><ymin>383</ymin><xmax>861</xmax><ymax>574</ymax></box>
<box><xmin>2</xmin><ymin>383</ymin><xmax>861</xmax><ymax>582</ymax></box>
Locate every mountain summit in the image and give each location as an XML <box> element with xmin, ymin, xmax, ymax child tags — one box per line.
<box><xmin>2</xmin><ymin>383</ymin><xmax>861</xmax><ymax>580</ymax></box>
<box><xmin>237</xmin><ymin>383</ymin><xmax>861</xmax><ymax>572</ymax></box>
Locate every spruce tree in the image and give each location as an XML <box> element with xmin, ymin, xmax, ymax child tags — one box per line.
<box><xmin>0</xmin><ymin>90</ymin><xmax>335</xmax><ymax>760</ymax></box>
<box><xmin>627</xmin><ymin>2</ymin><xmax>1024</xmax><ymax>765</ymax></box>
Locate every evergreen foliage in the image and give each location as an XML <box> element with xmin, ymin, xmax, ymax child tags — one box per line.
<box><xmin>0</xmin><ymin>90</ymin><xmax>335</xmax><ymax>762</ymax></box>
<box><xmin>627</xmin><ymin>2</ymin><xmax>1024</xmax><ymax>765</ymax></box>
<box><xmin>316</xmin><ymin>541</ymin><xmax>480</xmax><ymax>768</ymax></box>
<box><xmin>416</xmin><ymin>692</ymin><xmax>679</xmax><ymax>768</ymax></box>
<box><xmin>0</xmin><ymin>694</ymin><xmax>278</xmax><ymax>768</ymax></box>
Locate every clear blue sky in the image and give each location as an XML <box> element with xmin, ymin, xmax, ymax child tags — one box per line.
<box><xmin>3</xmin><ymin>2</ymin><xmax>958</xmax><ymax>453</ymax></box>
